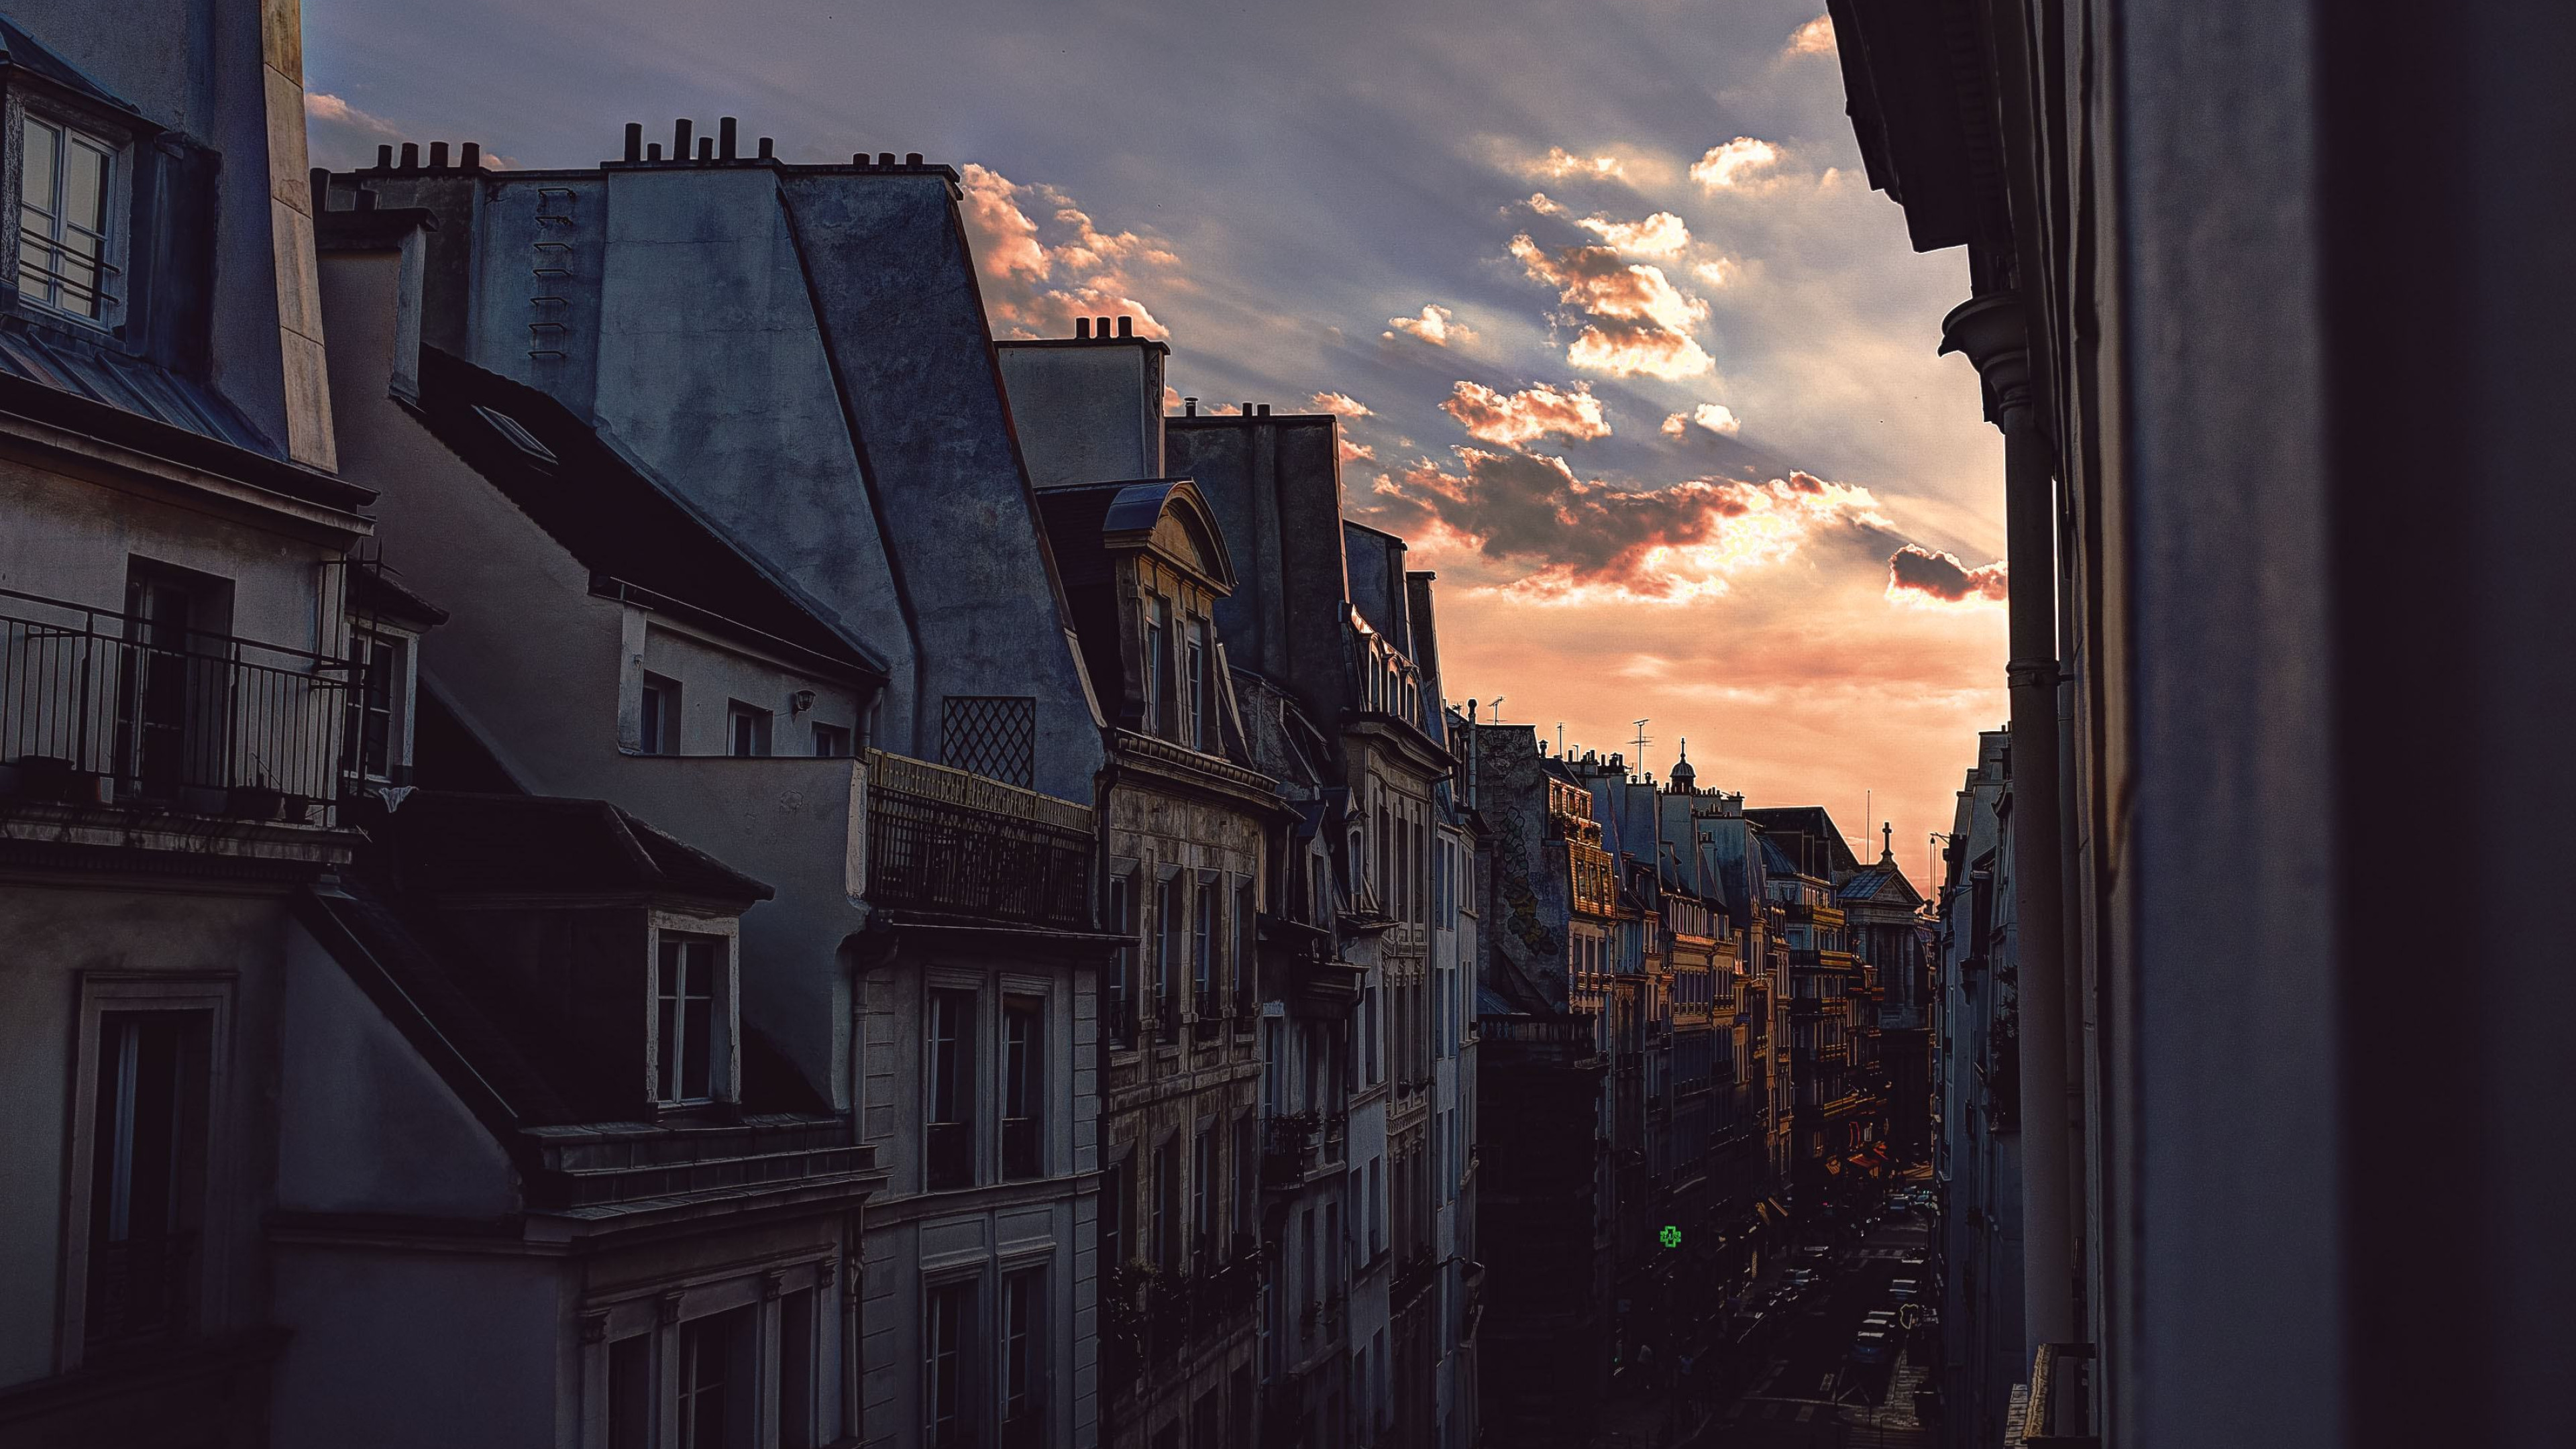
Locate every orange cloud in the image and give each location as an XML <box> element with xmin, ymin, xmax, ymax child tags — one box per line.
<box><xmin>958</xmin><ymin>164</ymin><xmax>1178</xmax><ymax>340</ymax></box>
<box><xmin>1661</xmin><ymin>403</ymin><xmax>1742</xmax><ymax>438</ymax></box>
<box><xmin>1886</xmin><ymin>545</ymin><xmax>2008</xmax><ymax>604</ymax></box>
<box><xmin>1786</xmin><ymin>15</ymin><xmax>1837</xmax><ymax>56</ymax></box>
<box><xmin>1361</xmin><ymin>451</ymin><xmax>1894</xmax><ymax>602</ymax></box>
<box><xmin>1340</xmin><ymin>437</ymin><xmax>1378</xmax><ymax>464</ymax></box>
<box><xmin>1309</xmin><ymin>391</ymin><xmax>1373</xmax><ymax>417</ymax></box>
<box><xmin>1575</xmin><ymin>210</ymin><xmax>1690</xmax><ymax>256</ymax></box>
<box><xmin>1509</xmin><ymin>234</ymin><xmax>1713</xmax><ymax>380</ymax></box>
<box><xmin>1690</xmin><ymin>137</ymin><xmax>1782</xmax><ymax>189</ymax></box>
<box><xmin>1441</xmin><ymin>380</ymin><xmax>1611</xmax><ymax>447</ymax></box>
<box><xmin>1386</xmin><ymin>303</ymin><xmax>1474</xmax><ymax>347</ymax></box>
<box><xmin>1523</xmin><ymin>147</ymin><xmax>1628</xmax><ymax>181</ymax></box>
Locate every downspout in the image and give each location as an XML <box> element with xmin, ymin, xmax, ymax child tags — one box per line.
<box><xmin>1941</xmin><ymin>292</ymin><xmax>2076</xmax><ymax>1350</ymax></box>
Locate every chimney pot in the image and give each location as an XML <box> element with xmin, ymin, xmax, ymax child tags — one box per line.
<box><xmin>1240</xmin><ymin>402</ymin><xmax>1253</xmax><ymax>417</ymax></box>
<box><xmin>1258</xmin><ymin>404</ymin><xmax>1271</xmax><ymax>416</ymax></box>
<box><xmin>376</xmin><ymin>144</ymin><xmax>393</xmax><ymax>170</ymax></box>
<box><xmin>461</xmin><ymin>142</ymin><xmax>482</xmax><ymax>170</ymax></box>
<box><xmin>1118</xmin><ymin>315</ymin><xmax>1134</xmax><ymax>338</ymax></box>
<box><xmin>878</xmin><ymin>152</ymin><xmax>896</xmax><ymax>166</ymax></box>
<box><xmin>697</xmin><ymin>138</ymin><xmax>714</xmax><ymax>162</ymax></box>
<box><xmin>905</xmin><ymin>152</ymin><xmax>924</xmax><ymax>166</ymax></box>
<box><xmin>625</xmin><ymin>122</ymin><xmax>644</xmax><ymax>163</ymax></box>
<box><xmin>647</xmin><ymin>143</ymin><xmax>664</xmax><ymax>161</ymax></box>
<box><xmin>429</xmin><ymin>142</ymin><xmax>451</xmax><ymax>169</ymax></box>
<box><xmin>674</xmin><ymin>119</ymin><xmax>694</xmax><ymax>158</ymax></box>
<box><xmin>1185</xmin><ymin>396</ymin><xmax>1199</xmax><ymax>416</ymax></box>
<box><xmin>757</xmin><ymin>137</ymin><xmax>774</xmax><ymax>160</ymax></box>
<box><xmin>720</xmin><ymin>117</ymin><xmax>739</xmax><ymax>161</ymax></box>
<box><xmin>308</xmin><ymin>167</ymin><xmax>328</xmax><ymax>213</ymax></box>
<box><xmin>1095</xmin><ymin>315</ymin><xmax>1112</xmax><ymax>338</ymax></box>
<box><xmin>1076</xmin><ymin>318</ymin><xmax>1092</xmax><ymax>339</ymax></box>
<box><xmin>399</xmin><ymin>142</ymin><xmax>420</xmax><ymax>171</ymax></box>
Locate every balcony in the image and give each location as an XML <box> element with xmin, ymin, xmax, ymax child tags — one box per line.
<box><xmin>2008</xmin><ymin>1342</ymin><xmax>2098</xmax><ymax>1447</ymax></box>
<box><xmin>862</xmin><ymin>749</ymin><xmax>1093</xmax><ymax>930</ymax></box>
<box><xmin>84</xmin><ymin>1232</ymin><xmax>197</xmax><ymax>1348</ymax></box>
<box><xmin>0</xmin><ymin>588</ymin><xmax>349</xmax><ymax>822</ymax></box>
<box><xmin>1263</xmin><ymin>1110</ymin><xmax>1347</xmax><ymax>1190</ymax></box>
<box><xmin>1479</xmin><ymin>1014</ymin><xmax>1605</xmax><ymax>1071</ymax></box>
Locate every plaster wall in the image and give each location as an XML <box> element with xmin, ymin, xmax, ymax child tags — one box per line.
<box><xmin>0</xmin><ymin>884</ymin><xmax>289</xmax><ymax>1389</ymax></box>
<box><xmin>638</xmin><ymin>621</ymin><xmax>865</xmax><ymax>757</ymax></box>
<box><xmin>996</xmin><ymin>341</ymin><xmax>1167</xmax><ymax>489</ymax></box>
<box><xmin>275</xmin><ymin>915</ymin><xmax>515</xmax><ymax>1217</ymax></box>
<box><xmin>268</xmin><ymin>1244</ymin><xmax>562</xmax><ymax>1449</ymax></box>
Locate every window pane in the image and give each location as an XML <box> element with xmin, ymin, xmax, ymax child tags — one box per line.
<box><xmin>780</xmin><ymin>1289</ymin><xmax>816</xmax><ymax>1449</ymax></box>
<box><xmin>66</xmin><ymin>136</ymin><xmax>109</xmax><ymax>231</ymax></box>
<box><xmin>23</xmin><ymin>118</ymin><xmax>56</xmax><ymax>210</ymax></box>
<box><xmin>608</xmin><ymin>1335</ymin><xmax>651</xmax><ymax>1449</ymax></box>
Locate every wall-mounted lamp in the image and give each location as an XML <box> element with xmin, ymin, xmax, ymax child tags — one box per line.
<box><xmin>791</xmin><ymin>689</ymin><xmax>816</xmax><ymax>715</ymax></box>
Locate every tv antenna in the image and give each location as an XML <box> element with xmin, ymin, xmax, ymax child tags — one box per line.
<box><xmin>1631</xmin><ymin>719</ymin><xmax>1651</xmax><ymax>769</ymax></box>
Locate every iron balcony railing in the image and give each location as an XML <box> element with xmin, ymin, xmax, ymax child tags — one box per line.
<box><xmin>0</xmin><ymin>588</ymin><xmax>350</xmax><ymax>820</ymax></box>
<box><xmin>862</xmin><ymin>750</ymin><xmax>1094</xmax><ymax>930</ymax></box>
<box><xmin>85</xmin><ymin>1232</ymin><xmax>195</xmax><ymax>1346</ymax></box>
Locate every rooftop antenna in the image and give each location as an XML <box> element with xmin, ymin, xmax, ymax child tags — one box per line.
<box><xmin>1557</xmin><ymin>722</ymin><xmax>1565</xmax><ymax>756</ymax></box>
<box><xmin>1489</xmin><ymin>696</ymin><xmax>1505</xmax><ymax>724</ymax></box>
<box><xmin>1631</xmin><ymin>719</ymin><xmax>1651</xmax><ymax>774</ymax></box>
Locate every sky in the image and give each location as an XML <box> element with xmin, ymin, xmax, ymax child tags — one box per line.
<box><xmin>303</xmin><ymin>0</ymin><xmax>2007</xmax><ymax>892</ymax></box>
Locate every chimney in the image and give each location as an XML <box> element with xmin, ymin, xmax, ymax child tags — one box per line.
<box><xmin>673</xmin><ymin>118</ymin><xmax>694</xmax><ymax>159</ymax></box>
<box><xmin>720</xmin><ymin>117</ymin><xmax>739</xmax><ymax>161</ymax></box>
<box><xmin>647</xmin><ymin>143</ymin><xmax>664</xmax><ymax>161</ymax></box>
<box><xmin>375</xmin><ymin>144</ymin><xmax>392</xmax><ymax>170</ymax></box>
<box><xmin>399</xmin><ymin>142</ymin><xmax>419</xmax><ymax>171</ymax></box>
<box><xmin>1076</xmin><ymin>318</ymin><xmax>1093</xmax><ymax>339</ymax></box>
<box><xmin>1185</xmin><ymin>396</ymin><xmax>1199</xmax><ymax>416</ymax></box>
<box><xmin>905</xmin><ymin>152</ymin><xmax>924</xmax><ymax>166</ymax></box>
<box><xmin>1118</xmin><ymin>315</ymin><xmax>1134</xmax><ymax>338</ymax></box>
<box><xmin>1240</xmin><ymin>402</ymin><xmax>1253</xmax><ymax>417</ymax></box>
<box><xmin>757</xmin><ymin>137</ymin><xmax>774</xmax><ymax>160</ymax></box>
<box><xmin>696</xmin><ymin>138</ymin><xmax>714</xmax><ymax>162</ymax></box>
<box><xmin>429</xmin><ymin>142</ymin><xmax>450</xmax><ymax>169</ymax></box>
<box><xmin>1257</xmin><ymin>403</ymin><xmax>1271</xmax><ymax>416</ymax></box>
<box><xmin>625</xmin><ymin>122</ymin><xmax>643</xmax><ymax>162</ymax></box>
<box><xmin>1094</xmin><ymin>315</ymin><xmax>1112</xmax><ymax>337</ymax></box>
<box><xmin>878</xmin><ymin>152</ymin><xmax>895</xmax><ymax>166</ymax></box>
<box><xmin>461</xmin><ymin>142</ymin><xmax>481</xmax><ymax>170</ymax></box>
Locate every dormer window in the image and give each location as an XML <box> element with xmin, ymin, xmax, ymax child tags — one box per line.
<box><xmin>17</xmin><ymin>114</ymin><xmax>119</xmax><ymax>325</ymax></box>
<box><xmin>652</xmin><ymin>932</ymin><xmax>734</xmax><ymax>1105</ymax></box>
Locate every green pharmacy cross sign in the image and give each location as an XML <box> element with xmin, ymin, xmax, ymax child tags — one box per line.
<box><xmin>1658</xmin><ymin>1225</ymin><xmax>1681</xmax><ymax>1250</ymax></box>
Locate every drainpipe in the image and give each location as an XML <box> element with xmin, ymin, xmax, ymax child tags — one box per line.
<box><xmin>1939</xmin><ymin>292</ymin><xmax>2076</xmax><ymax>1350</ymax></box>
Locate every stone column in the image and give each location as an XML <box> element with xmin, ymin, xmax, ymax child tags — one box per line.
<box><xmin>1939</xmin><ymin>292</ymin><xmax>2076</xmax><ymax>1352</ymax></box>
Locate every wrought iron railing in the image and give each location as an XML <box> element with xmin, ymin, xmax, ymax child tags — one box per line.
<box><xmin>1263</xmin><ymin>1111</ymin><xmax>1319</xmax><ymax>1187</ymax></box>
<box><xmin>862</xmin><ymin>750</ymin><xmax>1093</xmax><ymax>930</ymax></box>
<box><xmin>0</xmin><ymin>589</ymin><xmax>347</xmax><ymax>819</ymax></box>
<box><xmin>85</xmin><ymin>1232</ymin><xmax>195</xmax><ymax>1346</ymax></box>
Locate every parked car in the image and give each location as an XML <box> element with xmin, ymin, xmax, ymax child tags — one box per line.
<box><xmin>1851</xmin><ymin>1326</ymin><xmax>1895</xmax><ymax>1365</ymax></box>
<box><xmin>1899</xmin><ymin>1249</ymin><xmax>1928</xmax><ymax>1269</ymax></box>
<box><xmin>1889</xmin><ymin>1277</ymin><xmax>1920</xmax><ymax>1304</ymax></box>
<box><xmin>1862</xmin><ymin>1309</ymin><xmax>1898</xmax><ymax>1336</ymax></box>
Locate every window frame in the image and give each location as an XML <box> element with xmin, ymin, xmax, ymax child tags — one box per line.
<box><xmin>11</xmin><ymin>100</ymin><xmax>131</xmax><ymax>330</ymax></box>
<box><xmin>1106</xmin><ymin>866</ymin><xmax>1138</xmax><ymax>1049</ymax></box>
<box><xmin>810</xmin><ymin>720</ymin><xmax>852</xmax><ymax>758</ymax></box>
<box><xmin>639</xmin><ymin>672</ymin><xmax>682</xmax><ymax>755</ymax></box>
<box><xmin>650</xmin><ymin>924</ymin><xmax>738</xmax><ymax>1108</ymax></box>
<box><xmin>1000</xmin><ymin>994</ymin><xmax>1045</xmax><ymax>1181</ymax></box>
<box><xmin>58</xmin><ymin>972</ymin><xmax>233</xmax><ymax>1371</ymax></box>
<box><xmin>924</xmin><ymin>1270</ymin><xmax>983</xmax><ymax>1449</ymax></box>
<box><xmin>727</xmin><ymin>698</ymin><xmax>773</xmax><ymax>757</ymax></box>
<box><xmin>925</xmin><ymin>985</ymin><xmax>980</xmax><ymax>1192</ymax></box>
<box><xmin>338</xmin><ymin>627</ymin><xmax>409</xmax><ymax>784</ymax></box>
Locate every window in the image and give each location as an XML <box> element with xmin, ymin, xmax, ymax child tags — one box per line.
<box><xmin>1233</xmin><ymin>1112</ymin><xmax>1256</xmax><ymax>1248</ymax></box>
<box><xmin>1152</xmin><ymin>1138</ymin><xmax>1179</xmax><ymax>1269</ymax></box>
<box><xmin>1193</xmin><ymin>1123</ymin><xmax>1216</xmax><ymax>1259</ymax></box>
<box><xmin>782</xmin><ymin>1288</ymin><xmax>818</xmax><ymax>1449</ymax></box>
<box><xmin>680</xmin><ymin>1306</ymin><xmax>757</xmax><ymax>1449</ymax></box>
<box><xmin>1001</xmin><ymin>1270</ymin><xmax>1046</xmax><ymax>1447</ymax></box>
<box><xmin>83</xmin><ymin>1010</ymin><xmax>207</xmax><ymax>1346</ymax></box>
<box><xmin>654</xmin><ymin>934</ymin><xmax>729</xmax><ymax>1104</ymax></box>
<box><xmin>728</xmin><ymin>700</ymin><xmax>772</xmax><ymax>757</ymax></box>
<box><xmin>927</xmin><ymin>989</ymin><xmax>977</xmax><ymax>1191</ymax></box>
<box><xmin>19</xmin><ymin>115</ymin><xmax>117</xmax><ymax>322</ymax></box>
<box><xmin>1144</xmin><ymin>597</ymin><xmax>1170</xmax><ymax>735</ymax></box>
<box><xmin>1184</xmin><ymin>625</ymin><xmax>1208</xmax><ymax>749</ymax></box>
<box><xmin>925</xmin><ymin>1277</ymin><xmax>980</xmax><ymax>1449</ymax></box>
<box><xmin>1193</xmin><ymin>877</ymin><xmax>1217</xmax><ymax>1016</ymax></box>
<box><xmin>812</xmin><ymin>722</ymin><xmax>852</xmax><ymax>757</ymax></box>
<box><xmin>1364</xmin><ymin>982</ymin><xmax>1381</xmax><ymax>1085</ymax></box>
<box><xmin>341</xmin><ymin>631</ymin><xmax>399</xmax><ymax>781</ymax></box>
<box><xmin>608</xmin><ymin>1334</ymin><xmax>651</xmax><ymax>1449</ymax></box>
<box><xmin>1002</xmin><ymin>998</ymin><xmax>1043</xmax><ymax>1181</ymax></box>
<box><xmin>1368</xmin><ymin>1157</ymin><xmax>1384</xmax><ymax>1258</ymax></box>
<box><xmin>115</xmin><ymin>561</ymin><xmax>230</xmax><ymax>799</ymax></box>
<box><xmin>1233</xmin><ymin>877</ymin><xmax>1256</xmax><ymax>1016</ymax></box>
<box><xmin>1104</xmin><ymin>1156</ymin><xmax>1129</xmax><ymax>1269</ymax></box>
<box><xmin>1155</xmin><ymin>875</ymin><xmax>1179</xmax><ymax>1042</ymax></box>
<box><xmin>640</xmin><ymin>673</ymin><xmax>681</xmax><ymax>755</ymax></box>
<box><xmin>1311</xmin><ymin>856</ymin><xmax>1331</xmax><ymax>926</ymax></box>
<box><xmin>1107</xmin><ymin>871</ymin><xmax>1136</xmax><ymax>1048</ymax></box>
<box><xmin>941</xmin><ymin>695</ymin><xmax>1036</xmax><ymax>788</ymax></box>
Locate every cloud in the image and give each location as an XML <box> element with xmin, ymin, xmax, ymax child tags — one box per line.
<box><xmin>1574</xmin><ymin>210</ymin><xmax>1690</xmax><ymax>256</ymax></box>
<box><xmin>1386</xmin><ymin>303</ymin><xmax>1474</xmax><ymax>347</ymax></box>
<box><xmin>957</xmin><ymin>163</ymin><xmax>1180</xmax><ymax>341</ymax></box>
<box><xmin>307</xmin><ymin>92</ymin><xmax>404</xmax><ymax>140</ymax></box>
<box><xmin>1309</xmin><ymin>390</ymin><xmax>1373</xmax><ymax>417</ymax></box>
<box><xmin>1692</xmin><ymin>258</ymin><xmax>1741</xmax><ymax>289</ymax></box>
<box><xmin>1362</xmin><ymin>451</ymin><xmax>1894</xmax><ymax>600</ymax></box>
<box><xmin>1886</xmin><ymin>545</ymin><xmax>2008</xmax><ymax>604</ymax></box>
<box><xmin>1340</xmin><ymin>437</ymin><xmax>1378</xmax><ymax>464</ymax></box>
<box><xmin>1661</xmin><ymin>403</ymin><xmax>1742</xmax><ymax>438</ymax></box>
<box><xmin>1522</xmin><ymin>147</ymin><xmax>1628</xmax><ymax>181</ymax></box>
<box><xmin>1786</xmin><ymin>15</ymin><xmax>1837</xmax><ymax>56</ymax></box>
<box><xmin>1442</xmin><ymin>380</ymin><xmax>1611</xmax><ymax>447</ymax></box>
<box><xmin>1690</xmin><ymin>136</ymin><xmax>1782</xmax><ymax>189</ymax></box>
<box><xmin>1509</xmin><ymin>233</ymin><xmax>1713</xmax><ymax>379</ymax></box>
